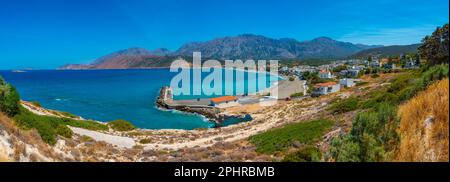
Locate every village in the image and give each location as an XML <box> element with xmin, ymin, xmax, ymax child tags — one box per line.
<box><xmin>278</xmin><ymin>54</ymin><xmax>420</xmax><ymax>97</ymax></box>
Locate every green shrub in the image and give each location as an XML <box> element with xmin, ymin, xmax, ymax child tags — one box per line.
<box><xmin>290</xmin><ymin>92</ymin><xmax>304</xmax><ymax>98</ymax></box>
<box><xmin>330</xmin><ymin>103</ymin><xmax>398</xmax><ymax>162</ymax></box>
<box><xmin>56</xmin><ymin>125</ymin><xmax>73</xmax><ymax>138</ymax></box>
<box><xmin>139</xmin><ymin>138</ymin><xmax>152</xmax><ymax>144</ymax></box>
<box><xmin>0</xmin><ymin>76</ymin><xmax>5</xmax><ymax>85</ymax></box>
<box><xmin>60</xmin><ymin>111</ymin><xmax>77</xmax><ymax>118</ymax></box>
<box><xmin>249</xmin><ymin>119</ymin><xmax>333</xmax><ymax>154</ymax></box>
<box><xmin>390</xmin><ymin>64</ymin><xmax>448</xmax><ymax>102</ymax></box>
<box><xmin>0</xmin><ymin>85</ymin><xmax>20</xmax><ymax>117</ymax></box>
<box><xmin>370</xmin><ymin>74</ymin><xmax>379</xmax><ymax>78</ymax></box>
<box><xmin>289</xmin><ymin>76</ymin><xmax>295</xmax><ymax>81</ymax></box>
<box><xmin>283</xmin><ymin>146</ymin><xmax>322</xmax><ymax>162</ymax></box>
<box><xmin>108</xmin><ymin>119</ymin><xmax>136</xmax><ymax>131</ymax></box>
<box><xmin>14</xmin><ymin>107</ymin><xmax>58</xmax><ymax>145</ymax></box>
<box><xmin>61</xmin><ymin>118</ymin><xmax>108</xmax><ymax>131</ymax></box>
<box><xmin>13</xmin><ymin>107</ymin><xmax>107</xmax><ymax>145</ymax></box>
<box><xmin>328</xmin><ymin>97</ymin><xmax>360</xmax><ymax>113</ymax></box>
<box><xmin>355</xmin><ymin>82</ymin><xmax>368</xmax><ymax>86</ymax></box>
<box><xmin>330</xmin><ymin>135</ymin><xmax>361</xmax><ymax>162</ymax></box>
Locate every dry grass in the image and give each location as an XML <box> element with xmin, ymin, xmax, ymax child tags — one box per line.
<box><xmin>396</xmin><ymin>78</ymin><xmax>449</xmax><ymax>162</ymax></box>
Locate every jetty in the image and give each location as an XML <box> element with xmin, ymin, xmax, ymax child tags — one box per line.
<box><xmin>156</xmin><ymin>86</ymin><xmax>221</xmax><ymax>122</ymax></box>
<box><xmin>156</xmin><ymin>86</ymin><xmax>251</xmax><ymax>125</ymax></box>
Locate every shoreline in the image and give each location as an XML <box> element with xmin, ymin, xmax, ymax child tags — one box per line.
<box><xmin>14</xmin><ymin>67</ymin><xmax>287</xmax><ymax>132</ymax></box>
<box><xmin>16</xmin><ymin>71</ymin><xmax>381</xmax><ymax>152</ymax></box>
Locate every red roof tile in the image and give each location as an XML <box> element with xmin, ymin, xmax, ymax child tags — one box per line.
<box><xmin>210</xmin><ymin>96</ymin><xmax>238</xmax><ymax>103</ymax></box>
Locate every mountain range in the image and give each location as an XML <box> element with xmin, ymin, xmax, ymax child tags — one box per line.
<box><xmin>351</xmin><ymin>44</ymin><xmax>421</xmax><ymax>58</ymax></box>
<box><xmin>60</xmin><ymin>34</ymin><xmax>386</xmax><ymax>69</ymax></box>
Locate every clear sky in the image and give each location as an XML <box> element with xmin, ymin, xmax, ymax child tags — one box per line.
<box><xmin>0</xmin><ymin>0</ymin><xmax>448</xmax><ymax>69</ymax></box>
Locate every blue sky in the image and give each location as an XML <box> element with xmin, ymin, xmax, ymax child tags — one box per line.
<box><xmin>0</xmin><ymin>0</ymin><xmax>448</xmax><ymax>69</ymax></box>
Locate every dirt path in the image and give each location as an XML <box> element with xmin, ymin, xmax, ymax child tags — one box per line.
<box><xmin>69</xmin><ymin>126</ymin><xmax>136</xmax><ymax>149</ymax></box>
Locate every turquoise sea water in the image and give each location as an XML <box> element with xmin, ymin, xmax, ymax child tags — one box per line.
<box><xmin>0</xmin><ymin>69</ymin><xmax>278</xmax><ymax>129</ymax></box>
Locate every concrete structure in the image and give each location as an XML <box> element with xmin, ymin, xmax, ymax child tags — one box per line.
<box><xmin>339</xmin><ymin>70</ymin><xmax>349</xmax><ymax>77</ymax></box>
<box><xmin>313</xmin><ymin>82</ymin><xmax>340</xmax><ymax>95</ymax></box>
<box><xmin>404</xmin><ymin>60</ymin><xmax>418</xmax><ymax>69</ymax></box>
<box><xmin>347</xmin><ymin>69</ymin><xmax>361</xmax><ymax>77</ymax></box>
<box><xmin>369</xmin><ymin>60</ymin><xmax>381</xmax><ymax>67</ymax></box>
<box><xmin>340</xmin><ymin>78</ymin><xmax>360</xmax><ymax>87</ymax></box>
<box><xmin>210</xmin><ymin>96</ymin><xmax>239</xmax><ymax>108</ymax></box>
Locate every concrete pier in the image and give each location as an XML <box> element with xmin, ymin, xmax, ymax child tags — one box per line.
<box><xmin>156</xmin><ymin>86</ymin><xmax>220</xmax><ymax>122</ymax></box>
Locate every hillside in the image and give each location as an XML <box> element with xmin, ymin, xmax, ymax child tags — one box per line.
<box><xmin>351</xmin><ymin>44</ymin><xmax>421</xmax><ymax>58</ymax></box>
<box><xmin>60</xmin><ymin>48</ymin><xmax>184</xmax><ymax>69</ymax></box>
<box><xmin>397</xmin><ymin>78</ymin><xmax>449</xmax><ymax>161</ymax></box>
<box><xmin>60</xmin><ymin>35</ymin><xmax>380</xmax><ymax>69</ymax></box>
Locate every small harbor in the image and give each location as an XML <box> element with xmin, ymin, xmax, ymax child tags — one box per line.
<box><xmin>156</xmin><ymin>86</ymin><xmax>253</xmax><ymax>127</ymax></box>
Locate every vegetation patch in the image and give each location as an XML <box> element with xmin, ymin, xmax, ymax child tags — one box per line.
<box><xmin>108</xmin><ymin>119</ymin><xmax>136</xmax><ymax>131</ymax></box>
<box><xmin>330</xmin><ymin>103</ymin><xmax>399</xmax><ymax>162</ymax></box>
<box><xmin>56</xmin><ymin>125</ymin><xmax>73</xmax><ymax>138</ymax></box>
<box><xmin>139</xmin><ymin>138</ymin><xmax>152</xmax><ymax>144</ymax></box>
<box><xmin>328</xmin><ymin>97</ymin><xmax>360</xmax><ymax>113</ymax></box>
<box><xmin>249</xmin><ymin>119</ymin><xmax>333</xmax><ymax>154</ymax></box>
<box><xmin>355</xmin><ymin>81</ymin><xmax>368</xmax><ymax>86</ymax></box>
<box><xmin>290</xmin><ymin>92</ymin><xmax>304</xmax><ymax>98</ymax></box>
<box><xmin>397</xmin><ymin>78</ymin><xmax>449</xmax><ymax>161</ymax></box>
<box><xmin>13</xmin><ymin>107</ymin><xmax>107</xmax><ymax>145</ymax></box>
<box><xmin>282</xmin><ymin>146</ymin><xmax>322</xmax><ymax>162</ymax></box>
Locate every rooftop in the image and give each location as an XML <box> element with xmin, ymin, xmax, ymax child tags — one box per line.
<box><xmin>210</xmin><ymin>96</ymin><xmax>238</xmax><ymax>103</ymax></box>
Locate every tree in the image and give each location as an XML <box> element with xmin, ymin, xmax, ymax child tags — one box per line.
<box><xmin>0</xmin><ymin>85</ymin><xmax>20</xmax><ymax>116</ymax></box>
<box><xmin>332</xmin><ymin>65</ymin><xmax>347</xmax><ymax>73</ymax></box>
<box><xmin>330</xmin><ymin>135</ymin><xmax>361</xmax><ymax>162</ymax></box>
<box><xmin>418</xmin><ymin>23</ymin><xmax>449</xmax><ymax>65</ymax></box>
<box><xmin>0</xmin><ymin>76</ymin><xmax>5</xmax><ymax>85</ymax></box>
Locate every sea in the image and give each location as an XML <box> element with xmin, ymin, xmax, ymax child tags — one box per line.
<box><xmin>0</xmin><ymin>69</ymin><xmax>279</xmax><ymax>129</ymax></box>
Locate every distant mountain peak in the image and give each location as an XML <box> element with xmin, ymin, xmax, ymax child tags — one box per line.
<box><xmin>310</xmin><ymin>36</ymin><xmax>336</xmax><ymax>43</ymax></box>
<box><xmin>149</xmin><ymin>48</ymin><xmax>172</xmax><ymax>56</ymax></box>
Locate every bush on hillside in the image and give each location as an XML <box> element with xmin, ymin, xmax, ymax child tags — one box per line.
<box><xmin>328</xmin><ymin>97</ymin><xmax>360</xmax><ymax>113</ymax></box>
<box><xmin>0</xmin><ymin>85</ymin><xmax>20</xmax><ymax>117</ymax></box>
<box><xmin>249</xmin><ymin>119</ymin><xmax>333</xmax><ymax>154</ymax></box>
<box><xmin>13</xmin><ymin>106</ymin><xmax>107</xmax><ymax>145</ymax></box>
<box><xmin>330</xmin><ymin>103</ymin><xmax>398</xmax><ymax>162</ymax></box>
<box><xmin>290</xmin><ymin>92</ymin><xmax>304</xmax><ymax>98</ymax></box>
<box><xmin>283</xmin><ymin>146</ymin><xmax>322</xmax><ymax>162</ymax></box>
<box><xmin>56</xmin><ymin>124</ymin><xmax>73</xmax><ymax>138</ymax></box>
<box><xmin>108</xmin><ymin>119</ymin><xmax>136</xmax><ymax>131</ymax></box>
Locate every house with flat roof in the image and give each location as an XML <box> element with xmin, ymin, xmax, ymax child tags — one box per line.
<box><xmin>313</xmin><ymin>82</ymin><xmax>340</xmax><ymax>95</ymax></box>
<box><xmin>210</xmin><ymin>96</ymin><xmax>239</xmax><ymax>108</ymax></box>
<box><xmin>340</xmin><ymin>78</ymin><xmax>360</xmax><ymax>87</ymax></box>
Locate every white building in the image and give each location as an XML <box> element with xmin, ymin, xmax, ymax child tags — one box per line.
<box><xmin>313</xmin><ymin>82</ymin><xmax>340</xmax><ymax>95</ymax></box>
<box><xmin>340</xmin><ymin>78</ymin><xmax>360</xmax><ymax>87</ymax></box>
<box><xmin>319</xmin><ymin>70</ymin><xmax>333</xmax><ymax>79</ymax></box>
<box><xmin>210</xmin><ymin>96</ymin><xmax>239</xmax><ymax>108</ymax></box>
